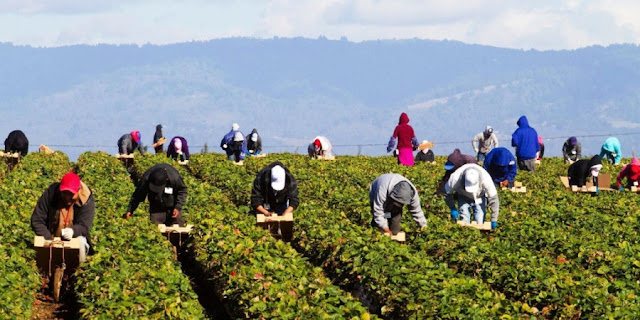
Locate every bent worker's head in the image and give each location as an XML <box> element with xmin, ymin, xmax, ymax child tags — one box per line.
<box><xmin>59</xmin><ymin>172</ymin><xmax>81</xmax><ymax>206</ymax></box>
<box><xmin>149</xmin><ymin>168</ymin><xmax>169</xmax><ymax>194</ymax></box>
<box><xmin>390</xmin><ymin>181</ymin><xmax>414</xmax><ymax>207</ymax></box>
<box><xmin>270</xmin><ymin>165</ymin><xmax>286</xmax><ymax>191</ymax></box>
<box><xmin>464</xmin><ymin>170</ymin><xmax>480</xmax><ymax>193</ymax></box>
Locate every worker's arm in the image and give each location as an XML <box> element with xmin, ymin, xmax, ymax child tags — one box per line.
<box><xmin>174</xmin><ymin>176</ymin><xmax>188</xmax><ymax>211</ymax></box>
<box><xmin>126</xmin><ymin>173</ymin><xmax>150</xmax><ymax>215</ymax></box>
<box><xmin>370</xmin><ymin>186</ymin><xmax>390</xmax><ymax>231</ymax></box>
<box><xmin>72</xmin><ymin>195</ymin><xmax>95</xmax><ymax>238</ymax></box>
<box><xmin>472</xmin><ymin>134</ymin><xmax>479</xmax><ymax>153</ymax></box>
<box><xmin>31</xmin><ymin>188</ymin><xmax>54</xmax><ymax>239</ymax></box>
<box><xmin>250</xmin><ymin>174</ymin><xmax>266</xmax><ymax>213</ymax></box>
<box><xmin>492</xmin><ymin>134</ymin><xmax>499</xmax><ymax>148</ymax></box>
<box><xmin>407</xmin><ymin>192</ymin><xmax>427</xmax><ymax>228</ymax></box>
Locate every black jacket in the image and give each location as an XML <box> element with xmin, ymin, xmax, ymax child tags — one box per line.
<box><xmin>568</xmin><ymin>155</ymin><xmax>602</xmax><ymax>187</ymax></box>
<box><xmin>251</xmin><ymin>161</ymin><xmax>299</xmax><ymax>212</ymax></box>
<box><xmin>153</xmin><ymin>125</ymin><xmax>164</xmax><ymax>153</ymax></box>
<box><xmin>247</xmin><ymin>129</ymin><xmax>262</xmax><ymax>154</ymax></box>
<box><xmin>127</xmin><ymin>164</ymin><xmax>187</xmax><ymax>214</ymax></box>
<box><xmin>415</xmin><ymin>150</ymin><xmax>434</xmax><ymax>162</ymax></box>
<box><xmin>31</xmin><ymin>182</ymin><xmax>95</xmax><ymax>251</ymax></box>
<box><xmin>4</xmin><ymin>130</ymin><xmax>28</xmax><ymax>156</ymax></box>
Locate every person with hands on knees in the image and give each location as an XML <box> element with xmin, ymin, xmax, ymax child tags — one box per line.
<box><xmin>125</xmin><ymin>164</ymin><xmax>187</xmax><ymax>226</ymax></box>
<box><xmin>562</xmin><ymin>136</ymin><xmax>581</xmax><ymax>164</ymax></box>
<box><xmin>251</xmin><ymin>162</ymin><xmax>299</xmax><ymax>216</ymax></box>
<box><xmin>369</xmin><ymin>173</ymin><xmax>427</xmax><ymax>235</ymax></box>
<box><xmin>483</xmin><ymin>147</ymin><xmax>517</xmax><ymax>188</ymax></box>
<box><xmin>444</xmin><ymin>164</ymin><xmax>500</xmax><ymax>229</ymax></box>
<box><xmin>31</xmin><ymin>172</ymin><xmax>95</xmax><ymax>262</ymax></box>
<box><xmin>616</xmin><ymin>157</ymin><xmax>640</xmax><ymax>191</ymax></box>
<box><xmin>600</xmin><ymin>137</ymin><xmax>621</xmax><ymax>165</ymax></box>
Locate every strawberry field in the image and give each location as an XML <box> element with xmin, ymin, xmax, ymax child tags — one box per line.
<box><xmin>3</xmin><ymin>151</ymin><xmax>640</xmax><ymax>319</ymax></box>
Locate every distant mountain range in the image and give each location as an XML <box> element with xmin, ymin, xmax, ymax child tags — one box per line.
<box><xmin>1</xmin><ymin>38</ymin><xmax>639</xmax><ymax>160</ymax></box>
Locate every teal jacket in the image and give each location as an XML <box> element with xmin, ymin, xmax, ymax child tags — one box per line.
<box><xmin>600</xmin><ymin>137</ymin><xmax>621</xmax><ymax>164</ymax></box>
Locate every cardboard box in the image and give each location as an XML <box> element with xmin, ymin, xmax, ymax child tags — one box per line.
<box><xmin>560</xmin><ymin>174</ymin><xmax>614</xmax><ymax>193</ymax></box>
<box><xmin>457</xmin><ymin>220</ymin><xmax>492</xmax><ymax>231</ymax></box>
<box><xmin>254</xmin><ymin>153</ymin><xmax>267</xmax><ymax>158</ymax></box>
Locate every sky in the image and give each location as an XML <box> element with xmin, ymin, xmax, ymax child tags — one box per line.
<box><xmin>1</xmin><ymin>0</ymin><xmax>640</xmax><ymax>50</ymax></box>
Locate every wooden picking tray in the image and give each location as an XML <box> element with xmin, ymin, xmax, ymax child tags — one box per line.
<box><xmin>115</xmin><ymin>154</ymin><xmax>135</xmax><ymax>159</ymax></box>
<box><xmin>560</xmin><ymin>174</ymin><xmax>614</xmax><ymax>193</ymax></box>
<box><xmin>232</xmin><ymin>160</ymin><xmax>244</xmax><ymax>166</ymax></box>
<box><xmin>384</xmin><ymin>231</ymin><xmax>406</xmax><ymax>242</ymax></box>
<box><xmin>256</xmin><ymin>212</ymin><xmax>293</xmax><ymax>241</ymax></box>
<box><xmin>457</xmin><ymin>220</ymin><xmax>492</xmax><ymax>231</ymax></box>
<box><xmin>34</xmin><ymin>236</ymin><xmax>82</xmax><ymax>274</ymax></box>
<box><xmin>503</xmin><ymin>181</ymin><xmax>527</xmax><ymax>193</ymax></box>
<box><xmin>158</xmin><ymin>224</ymin><xmax>194</xmax><ymax>247</ymax></box>
<box><xmin>316</xmin><ymin>155</ymin><xmax>335</xmax><ymax>161</ymax></box>
<box><xmin>0</xmin><ymin>151</ymin><xmax>20</xmax><ymax>158</ymax></box>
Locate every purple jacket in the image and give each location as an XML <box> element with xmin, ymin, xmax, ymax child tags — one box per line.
<box><xmin>167</xmin><ymin>136</ymin><xmax>190</xmax><ymax>161</ymax></box>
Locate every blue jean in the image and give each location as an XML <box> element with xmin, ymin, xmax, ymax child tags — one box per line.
<box><xmin>477</xmin><ymin>152</ymin><xmax>486</xmax><ymax>162</ymax></box>
<box><xmin>458</xmin><ymin>196</ymin><xmax>486</xmax><ymax>224</ymax></box>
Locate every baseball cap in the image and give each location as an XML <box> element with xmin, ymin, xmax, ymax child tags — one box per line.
<box><xmin>444</xmin><ymin>160</ymin><xmax>455</xmax><ymax>171</ymax></box>
<box><xmin>131</xmin><ymin>130</ymin><xmax>141</xmax><ymax>143</ymax></box>
<box><xmin>271</xmin><ymin>165</ymin><xmax>286</xmax><ymax>191</ymax></box>
<box><xmin>464</xmin><ymin>170</ymin><xmax>480</xmax><ymax>193</ymax></box>
<box><xmin>60</xmin><ymin>172</ymin><xmax>81</xmax><ymax>194</ymax></box>
<box><xmin>149</xmin><ymin>168</ymin><xmax>169</xmax><ymax>194</ymax></box>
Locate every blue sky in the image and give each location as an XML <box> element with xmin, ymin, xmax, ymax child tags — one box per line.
<box><xmin>1</xmin><ymin>0</ymin><xmax>640</xmax><ymax>49</ymax></box>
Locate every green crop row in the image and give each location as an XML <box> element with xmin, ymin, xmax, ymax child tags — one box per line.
<box><xmin>74</xmin><ymin>152</ymin><xmax>206</xmax><ymax>319</ymax></box>
<box><xmin>188</xmin><ymin>153</ymin><xmax>532</xmax><ymax>319</ymax></box>
<box><xmin>0</xmin><ymin>152</ymin><xmax>73</xmax><ymax>319</ymax></box>
<box><xmin>132</xmin><ymin>154</ymin><xmax>375</xmax><ymax>319</ymax></box>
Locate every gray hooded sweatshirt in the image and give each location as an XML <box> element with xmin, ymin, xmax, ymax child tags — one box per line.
<box><xmin>472</xmin><ymin>126</ymin><xmax>499</xmax><ymax>154</ymax></box>
<box><xmin>369</xmin><ymin>173</ymin><xmax>427</xmax><ymax>230</ymax></box>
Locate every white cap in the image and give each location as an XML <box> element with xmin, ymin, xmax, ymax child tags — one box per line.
<box><xmin>233</xmin><ymin>131</ymin><xmax>244</xmax><ymax>142</ymax></box>
<box><xmin>232</xmin><ymin>123</ymin><xmax>239</xmax><ymax>131</ymax></box>
<box><xmin>251</xmin><ymin>133</ymin><xmax>258</xmax><ymax>142</ymax></box>
<box><xmin>464</xmin><ymin>170</ymin><xmax>480</xmax><ymax>193</ymax></box>
<box><xmin>271</xmin><ymin>165</ymin><xmax>285</xmax><ymax>191</ymax></box>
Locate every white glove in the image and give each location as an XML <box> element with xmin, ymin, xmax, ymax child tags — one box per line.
<box><xmin>61</xmin><ymin>228</ymin><xmax>74</xmax><ymax>240</ymax></box>
<box><xmin>249</xmin><ymin>150</ymin><xmax>254</xmax><ymax>153</ymax></box>
<box><xmin>223</xmin><ymin>144</ymin><xmax>228</xmax><ymax>149</ymax></box>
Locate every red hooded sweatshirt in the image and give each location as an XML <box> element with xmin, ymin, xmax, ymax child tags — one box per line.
<box><xmin>392</xmin><ymin>113</ymin><xmax>416</xmax><ymax>149</ymax></box>
<box><xmin>617</xmin><ymin>157</ymin><xmax>640</xmax><ymax>188</ymax></box>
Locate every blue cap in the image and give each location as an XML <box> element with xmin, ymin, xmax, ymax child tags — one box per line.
<box><xmin>444</xmin><ymin>161</ymin><xmax>455</xmax><ymax>170</ymax></box>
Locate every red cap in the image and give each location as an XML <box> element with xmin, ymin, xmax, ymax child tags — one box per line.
<box><xmin>131</xmin><ymin>130</ymin><xmax>141</xmax><ymax>143</ymax></box>
<box><xmin>60</xmin><ymin>172</ymin><xmax>81</xmax><ymax>194</ymax></box>
<box><xmin>314</xmin><ymin>139</ymin><xmax>321</xmax><ymax>148</ymax></box>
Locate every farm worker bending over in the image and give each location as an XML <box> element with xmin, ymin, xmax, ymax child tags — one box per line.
<box><xmin>444</xmin><ymin>164</ymin><xmax>499</xmax><ymax>229</ymax></box>
<box><xmin>511</xmin><ymin>115</ymin><xmax>539</xmax><ymax>172</ymax></box>
<box><xmin>31</xmin><ymin>172</ymin><xmax>95</xmax><ymax>262</ymax></box>
<box><xmin>472</xmin><ymin>126</ymin><xmax>498</xmax><ymax>162</ymax></box>
<box><xmin>4</xmin><ymin>130</ymin><xmax>29</xmax><ymax>156</ymax></box>
<box><xmin>616</xmin><ymin>157</ymin><xmax>640</xmax><ymax>191</ymax></box>
<box><xmin>369</xmin><ymin>173</ymin><xmax>427</xmax><ymax>235</ymax></box>
<box><xmin>167</xmin><ymin>136</ymin><xmax>190</xmax><ymax>162</ymax></box>
<box><xmin>415</xmin><ymin>140</ymin><xmax>435</xmax><ymax>163</ymax></box>
<box><xmin>232</xmin><ymin>132</ymin><xmax>245</xmax><ymax>163</ymax></box>
<box><xmin>153</xmin><ymin>124</ymin><xmax>165</xmax><ymax>154</ymax></box>
<box><xmin>125</xmin><ymin>164</ymin><xmax>187</xmax><ymax>226</ymax></box>
<box><xmin>600</xmin><ymin>137</ymin><xmax>621</xmax><ymax>165</ymax></box>
<box><xmin>221</xmin><ymin>123</ymin><xmax>247</xmax><ymax>162</ymax></box>
<box><xmin>436</xmin><ymin>148</ymin><xmax>477</xmax><ymax>195</ymax></box>
<box><xmin>246</xmin><ymin>128</ymin><xmax>263</xmax><ymax>156</ymax></box>
<box><xmin>251</xmin><ymin>161</ymin><xmax>299</xmax><ymax>216</ymax></box>
<box><xmin>483</xmin><ymin>147</ymin><xmax>517</xmax><ymax>188</ymax></box>
<box><xmin>568</xmin><ymin>155</ymin><xmax>603</xmax><ymax>188</ymax></box>
<box><xmin>387</xmin><ymin>112</ymin><xmax>419</xmax><ymax>166</ymax></box>
<box><xmin>308</xmin><ymin>136</ymin><xmax>333</xmax><ymax>159</ymax></box>
<box><xmin>562</xmin><ymin>136</ymin><xmax>581</xmax><ymax>164</ymax></box>
<box><xmin>118</xmin><ymin>130</ymin><xmax>144</xmax><ymax>155</ymax></box>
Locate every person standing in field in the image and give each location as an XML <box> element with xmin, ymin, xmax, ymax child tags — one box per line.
<box><xmin>152</xmin><ymin>124</ymin><xmax>165</xmax><ymax>154</ymax></box>
<box><xmin>600</xmin><ymin>137</ymin><xmax>621</xmax><ymax>165</ymax></box>
<box><xmin>562</xmin><ymin>136</ymin><xmax>581</xmax><ymax>164</ymax></box>
<box><xmin>387</xmin><ymin>112</ymin><xmax>419</xmax><ymax>166</ymax></box>
<box><xmin>472</xmin><ymin>126</ymin><xmax>498</xmax><ymax>162</ymax></box>
<box><xmin>511</xmin><ymin>115</ymin><xmax>539</xmax><ymax>171</ymax></box>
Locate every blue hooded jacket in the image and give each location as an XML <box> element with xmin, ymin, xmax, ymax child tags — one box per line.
<box><xmin>483</xmin><ymin>147</ymin><xmax>517</xmax><ymax>183</ymax></box>
<box><xmin>511</xmin><ymin>116</ymin><xmax>539</xmax><ymax>160</ymax></box>
<box><xmin>220</xmin><ymin>130</ymin><xmax>247</xmax><ymax>160</ymax></box>
<box><xmin>599</xmin><ymin>137</ymin><xmax>621</xmax><ymax>164</ymax></box>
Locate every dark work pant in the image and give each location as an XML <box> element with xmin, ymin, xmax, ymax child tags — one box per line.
<box><xmin>371</xmin><ymin>210</ymin><xmax>402</xmax><ymax>235</ymax></box>
<box><xmin>150</xmin><ymin>210</ymin><xmax>185</xmax><ymax>227</ymax></box>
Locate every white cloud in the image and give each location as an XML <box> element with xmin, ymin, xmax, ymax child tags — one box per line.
<box><xmin>1</xmin><ymin>0</ymin><xmax>640</xmax><ymax>49</ymax></box>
